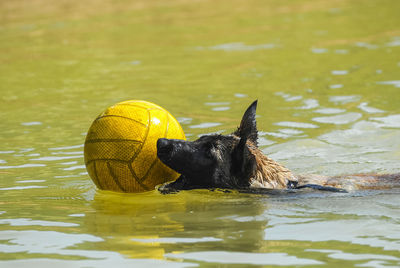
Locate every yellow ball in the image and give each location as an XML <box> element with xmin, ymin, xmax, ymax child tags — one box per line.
<box><xmin>84</xmin><ymin>100</ymin><xmax>186</xmax><ymax>193</ymax></box>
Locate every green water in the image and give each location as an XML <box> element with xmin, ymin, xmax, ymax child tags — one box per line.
<box><xmin>1</xmin><ymin>0</ymin><xmax>400</xmax><ymax>267</ymax></box>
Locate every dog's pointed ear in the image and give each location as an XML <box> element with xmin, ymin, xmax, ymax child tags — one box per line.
<box><xmin>234</xmin><ymin>100</ymin><xmax>258</xmax><ymax>146</ymax></box>
<box><xmin>231</xmin><ymin>134</ymin><xmax>256</xmax><ymax>188</ymax></box>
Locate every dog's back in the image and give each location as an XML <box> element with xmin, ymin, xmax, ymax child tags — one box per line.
<box><xmin>247</xmin><ymin>143</ymin><xmax>400</xmax><ymax>191</ymax></box>
<box><xmin>297</xmin><ymin>173</ymin><xmax>400</xmax><ymax>191</ymax></box>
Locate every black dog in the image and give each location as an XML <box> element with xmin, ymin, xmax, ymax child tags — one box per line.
<box><xmin>157</xmin><ymin>101</ymin><xmax>400</xmax><ymax>194</ymax></box>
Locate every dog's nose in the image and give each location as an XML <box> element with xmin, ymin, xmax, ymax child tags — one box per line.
<box><xmin>157</xmin><ymin>138</ymin><xmax>173</xmax><ymax>157</ymax></box>
<box><xmin>157</xmin><ymin>138</ymin><xmax>169</xmax><ymax>149</ymax></box>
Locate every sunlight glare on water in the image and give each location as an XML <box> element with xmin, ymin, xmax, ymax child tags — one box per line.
<box><xmin>1</xmin><ymin>0</ymin><xmax>400</xmax><ymax>267</ymax></box>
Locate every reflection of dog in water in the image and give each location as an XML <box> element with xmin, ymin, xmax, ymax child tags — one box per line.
<box><xmin>157</xmin><ymin>100</ymin><xmax>400</xmax><ymax>194</ymax></box>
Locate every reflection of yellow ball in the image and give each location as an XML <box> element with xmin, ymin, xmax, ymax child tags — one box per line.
<box><xmin>84</xmin><ymin>100</ymin><xmax>186</xmax><ymax>193</ymax></box>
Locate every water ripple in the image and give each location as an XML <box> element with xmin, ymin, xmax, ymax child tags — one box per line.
<box><xmin>60</xmin><ymin>161</ymin><xmax>78</xmax><ymax>165</ymax></box>
<box><xmin>376</xmin><ymin>80</ymin><xmax>400</xmax><ymax>88</ymax></box>
<box><xmin>132</xmin><ymin>236</ymin><xmax>222</xmax><ymax>244</ymax></box>
<box><xmin>335</xmin><ymin>49</ymin><xmax>349</xmax><ymax>54</ymax></box>
<box><xmin>312</xmin><ymin>113</ymin><xmax>362</xmax><ymax>125</ymax></box>
<box><xmin>296</xmin><ymin>99</ymin><xmax>319</xmax><ymax>110</ymax></box>
<box><xmin>16</xmin><ymin>180</ymin><xmax>46</xmax><ymax>183</ymax></box>
<box><xmin>0</xmin><ymin>164</ymin><xmax>46</xmax><ymax>169</ymax></box>
<box><xmin>197</xmin><ymin>42</ymin><xmax>277</xmax><ymax>51</ymax></box>
<box><xmin>62</xmin><ymin>165</ymin><xmax>86</xmax><ymax>171</ymax></box>
<box><xmin>331</xmin><ymin>70</ymin><xmax>349</xmax><ymax>75</ymax></box>
<box><xmin>30</xmin><ymin>156</ymin><xmax>82</xmax><ymax>161</ymax></box>
<box><xmin>355</xmin><ymin>42</ymin><xmax>378</xmax><ymax>49</ymax></box>
<box><xmin>386</xmin><ymin>40</ymin><xmax>400</xmax><ymax>47</ymax></box>
<box><xmin>358</xmin><ymin>102</ymin><xmax>385</xmax><ymax>114</ymax></box>
<box><xmin>275</xmin><ymin>121</ymin><xmax>319</xmax><ymax>129</ymax></box>
<box><xmin>204</xmin><ymin>102</ymin><xmax>230</xmax><ymax>106</ymax></box>
<box><xmin>0</xmin><ymin>218</ymin><xmax>78</xmax><ymax>227</ymax></box>
<box><xmin>21</xmin><ymin>122</ymin><xmax>42</xmax><ymax>126</ymax></box>
<box><xmin>329</xmin><ymin>95</ymin><xmax>361</xmax><ymax>104</ymax></box>
<box><xmin>177</xmin><ymin>117</ymin><xmax>192</xmax><ymax>125</ymax></box>
<box><xmin>314</xmin><ymin>108</ymin><xmax>346</xmax><ymax>114</ymax></box>
<box><xmin>48</xmin><ymin>144</ymin><xmax>83</xmax><ymax>151</ymax></box>
<box><xmin>278</xmin><ymin>129</ymin><xmax>304</xmax><ymax>135</ymax></box>
<box><xmin>69</xmin><ymin>214</ymin><xmax>85</xmax><ymax>217</ymax></box>
<box><xmin>329</xmin><ymin>84</ymin><xmax>343</xmax><ymax>89</ymax></box>
<box><xmin>165</xmin><ymin>251</ymin><xmax>323</xmax><ymax>265</ymax></box>
<box><xmin>0</xmin><ymin>230</ymin><xmax>102</xmax><ymax>256</ymax></box>
<box><xmin>311</xmin><ymin>48</ymin><xmax>328</xmax><ymax>54</ymax></box>
<box><xmin>0</xmin><ymin>186</ymin><xmax>47</xmax><ymax>191</ymax></box>
<box><xmin>50</xmin><ymin>151</ymin><xmax>83</xmax><ymax>155</ymax></box>
<box><xmin>0</xmin><ymin>230</ymin><xmax>194</xmax><ymax>267</ymax></box>
<box><xmin>234</xmin><ymin>93</ymin><xmax>247</xmax><ymax>98</ymax></box>
<box><xmin>0</xmin><ymin>151</ymin><xmax>15</xmax><ymax>154</ymax></box>
<box><xmin>189</xmin><ymin>122</ymin><xmax>222</xmax><ymax>129</ymax></box>
<box><xmin>306</xmin><ymin>249</ymin><xmax>400</xmax><ymax>262</ymax></box>
<box><xmin>275</xmin><ymin>92</ymin><xmax>303</xmax><ymax>102</ymax></box>
<box><xmin>370</xmin><ymin>114</ymin><xmax>400</xmax><ymax>128</ymax></box>
<box><xmin>212</xmin><ymin>107</ymin><xmax>230</xmax><ymax>111</ymax></box>
<box><xmin>265</xmin><ymin>220</ymin><xmax>400</xmax><ymax>251</ymax></box>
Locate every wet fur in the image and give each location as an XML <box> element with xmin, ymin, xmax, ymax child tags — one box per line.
<box><xmin>157</xmin><ymin>100</ymin><xmax>400</xmax><ymax>194</ymax></box>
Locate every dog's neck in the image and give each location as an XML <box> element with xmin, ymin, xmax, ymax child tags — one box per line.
<box><xmin>247</xmin><ymin>145</ymin><xmax>297</xmax><ymax>189</ymax></box>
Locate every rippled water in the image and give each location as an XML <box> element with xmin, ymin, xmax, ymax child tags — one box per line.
<box><xmin>1</xmin><ymin>0</ymin><xmax>400</xmax><ymax>267</ymax></box>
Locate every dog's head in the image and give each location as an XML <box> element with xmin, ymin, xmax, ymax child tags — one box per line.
<box><xmin>157</xmin><ymin>100</ymin><xmax>258</xmax><ymax>192</ymax></box>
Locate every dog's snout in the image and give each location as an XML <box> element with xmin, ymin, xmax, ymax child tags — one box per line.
<box><xmin>157</xmin><ymin>138</ymin><xmax>169</xmax><ymax>148</ymax></box>
<box><xmin>157</xmin><ymin>138</ymin><xmax>173</xmax><ymax>157</ymax></box>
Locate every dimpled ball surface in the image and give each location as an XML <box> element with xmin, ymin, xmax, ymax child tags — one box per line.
<box><xmin>84</xmin><ymin>100</ymin><xmax>186</xmax><ymax>193</ymax></box>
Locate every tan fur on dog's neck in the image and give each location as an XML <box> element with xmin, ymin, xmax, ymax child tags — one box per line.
<box><xmin>247</xmin><ymin>143</ymin><xmax>297</xmax><ymax>189</ymax></box>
